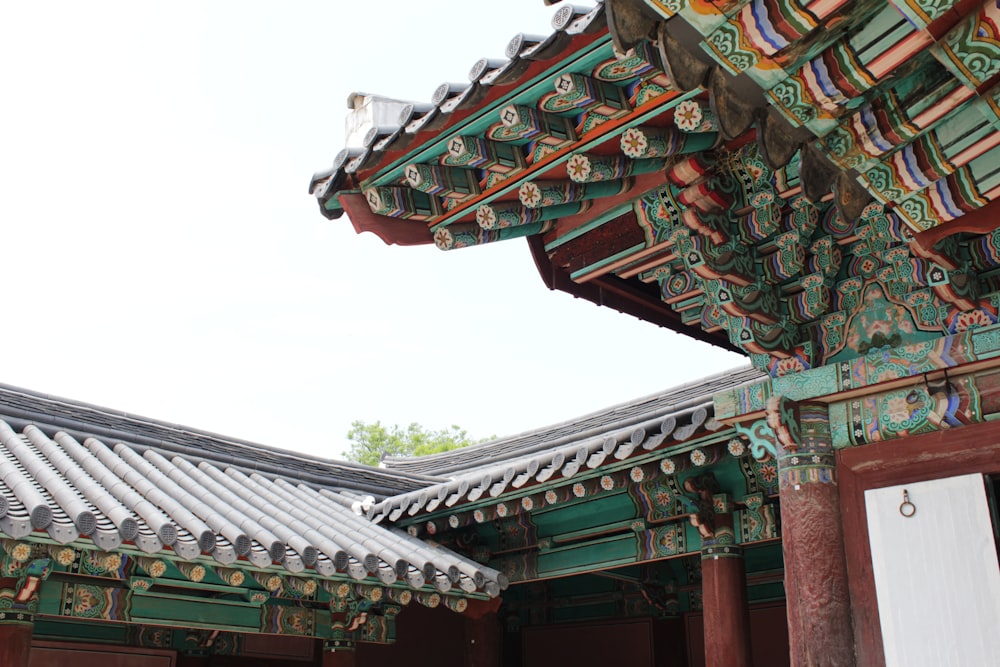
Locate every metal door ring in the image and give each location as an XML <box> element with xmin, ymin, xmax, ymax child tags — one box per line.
<box><xmin>899</xmin><ymin>489</ymin><xmax>916</xmax><ymax>518</ymax></box>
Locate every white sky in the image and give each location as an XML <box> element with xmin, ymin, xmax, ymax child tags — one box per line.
<box><xmin>0</xmin><ymin>1</ymin><xmax>743</xmax><ymax>459</ymax></box>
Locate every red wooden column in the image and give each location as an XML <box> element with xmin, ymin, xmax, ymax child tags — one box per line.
<box><xmin>700</xmin><ymin>500</ymin><xmax>754</xmax><ymax>667</ymax></box>
<box><xmin>0</xmin><ymin>621</ymin><xmax>33</xmax><ymax>667</ymax></box>
<box><xmin>0</xmin><ymin>564</ymin><xmax>46</xmax><ymax>667</ymax></box>
<box><xmin>464</xmin><ymin>597</ymin><xmax>503</xmax><ymax>667</ymax></box>
<box><xmin>768</xmin><ymin>398</ymin><xmax>855</xmax><ymax>666</ymax></box>
<box><xmin>322</xmin><ymin>639</ymin><xmax>356</xmax><ymax>667</ymax></box>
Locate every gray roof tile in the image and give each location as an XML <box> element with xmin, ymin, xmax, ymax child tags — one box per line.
<box><xmin>380</xmin><ymin>366</ymin><xmax>763</xmax><ymax>477</ymax></box>
<box><xmin>0</xmin><ymin>388</ymin><xmax>504</xmax><ymax>598</ymax></box>
<box><xmin>309</xmin><ymin>2</ymin><xmax>607</xmax><ymax>221</ymax></box>
<box><xmin>371</xmin><ymin>366</ymin><xmax>764</xmax><ymax>521</ymax></box>
<box><xmin>0</xmin><ymin>382</ymin><xmax>445</xmax><ymax>498</ymax></box>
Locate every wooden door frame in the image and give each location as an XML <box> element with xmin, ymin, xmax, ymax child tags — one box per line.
<box><xmin>838</xmin><ymin>420</ymin><xmax>1000</xmax><ymax>667</ymax></box>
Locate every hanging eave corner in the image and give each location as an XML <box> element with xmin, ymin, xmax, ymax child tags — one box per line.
<box><xmin>311</xmin><ymin>0</ymin><xmax>1000</xmax><ymax>376</ymax></box>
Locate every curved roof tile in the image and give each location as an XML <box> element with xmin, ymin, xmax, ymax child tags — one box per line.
<box><xmin>310</xmin><ymin>2</ymin><xmax>608</xmax><ymax>221</ymax></box>
<box><xmin>0</xmin><ymin>382</ymin><xmax>443</xmax><ymax>497</ymax></box>
<box><xmin>381</xmin><ymin>365</ymin><xmax>763</xmax><ymax>476</ymax></box>
<box><xmin>0</xmin><ymin>390</ymin><xmax>503</xmax><ymax>599</ymax></box>
<box><xmin>370</xmin><ymin>365</ymin><xmax>763</xmax><ymax>521</ymax></box>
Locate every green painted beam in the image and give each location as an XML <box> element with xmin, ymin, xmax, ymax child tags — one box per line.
<box><xmin>548</xmin><ymin>518</ymin><xmax>641</xmax><ymax>546</ymax></box>
<box><xmin>368</xmin><ymin>37</ymin><xmax>616</xmax><ymax>190</ymax></box>
<box><xmin>537</xmin><ymin>532</ymin><xmax>641</xmax><ymax>577</ymax></box>
<box><xmin>532</xmin><ymin>491</ymin><xmax>637</xmax><ymax>538</ymax></box>
<box><xmin>131</xmin><ymin>592</ymin><xmax>263</xmax><ymax>631</ymax></box>
<box><xmin>36</xmin><ymin>583</ymin><xmax>64</xmax><ymax>617</ymax></box>
<box><xmin>747</xmin><ymin>581</ymin><xmax>785</xmax><ymax>603</ymax></box>
<box><xmin>569</xmin><ymin>242</ymin><xmax>647</xmax><ymax>281</ymax></box>
<box><xmin>552</xmin><ymin>602</ymin><xmax>618</xmax><ymax>623</ymax></box>
<box><xmin>130</xmin><ymin>576</ymin><xmax>255</xmax><ymax>601</ymax></box>
<box><xmin>34</xmin><ymin>618</ymin><xmax>128</xmax><ymax>644</ymax></box>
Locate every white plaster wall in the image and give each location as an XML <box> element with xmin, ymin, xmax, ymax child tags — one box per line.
<box><xmin>866</xmin><ymin>473</ymin><xmax>1000</xmax><ymax>666</ymax></box>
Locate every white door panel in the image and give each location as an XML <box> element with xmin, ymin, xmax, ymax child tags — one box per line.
<box><xmin>866</xmin><ymin>474</ymin><xmax>1000</xmax><ymax>667</ymax></box>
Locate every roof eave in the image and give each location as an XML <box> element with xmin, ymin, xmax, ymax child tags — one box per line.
<box><xmin>527</xmin><ymin>235</ymin><xmax>740</xmax><ymax>353</ymax></box>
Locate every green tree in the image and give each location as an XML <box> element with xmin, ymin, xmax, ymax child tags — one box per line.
<box><xmin>344</xmin><ymin>420</ymin><xmax>487</xmax><ymax>466</ymax></box>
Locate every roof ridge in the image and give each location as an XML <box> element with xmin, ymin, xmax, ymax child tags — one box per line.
<box><xmin>0</xmin><ymin>382</ymin><xmax>443</xmax><ymax>494</ymax></box>
<box><xmin>383</xmin><ymin>365</ymin><xmax>763</xmax><ymax>475</ymax></box>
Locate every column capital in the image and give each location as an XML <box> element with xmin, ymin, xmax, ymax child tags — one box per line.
<box><xmin>702</xmin><ymin>543</ymin><xmax>744</xmax><ymax>559</ymax></box>
<box><xmin>700</xmin><ymin>501</ymin><xmax>742</xmax><ymax>560</ymax></box>
<box><xmin>683</xmin><ymin>472</ymin><xmax>720</xmax><ymax>538</ymax></box>
<box><xmin>0</xmin><ymin>555</ymin><xmax>53</xmax><ymax>625</ymax></box>
<box><xmin>766</xmin><ymin>395</ymin><xmax>802</xmax><ymax>453</ymax></box>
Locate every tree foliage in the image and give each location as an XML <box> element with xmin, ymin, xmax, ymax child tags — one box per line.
<box><xmin>344</xmin><ymin>420</ymin><xmax>487</xmax><ymax>466</ymax></box>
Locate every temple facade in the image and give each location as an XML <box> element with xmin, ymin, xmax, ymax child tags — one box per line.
<box><xmin>2</xmin><ymin>1</ymin><xmax>999</xmax><ymax>665</ymax></box>
<box><xmin>308</xmin><ymin>1</ymin><xmax>1000</xmax><ymax>665</ymax></box>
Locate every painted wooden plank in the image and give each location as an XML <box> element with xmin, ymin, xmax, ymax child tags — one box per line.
<box><xmin>130</xmin><ymin>593</ymin><xmax>263</xmax><ymax>630</ymax></box>
<box><xmin>532</xmin><ymin>491</ymin><xmax>637</xmax><ymax>537</ymax></box>
<box><xmin>537</xmin><ymin>532</ymin><xmax>640</xmax><ymax>576</ymax></box>
<box><xmin>570</xmin><ymin>242</ymin><xmax>647</xmax><ymax>281</ymax></box>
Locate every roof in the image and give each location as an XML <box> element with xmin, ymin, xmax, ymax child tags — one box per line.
<box><xmin>310</xmin><ymin>0</ymin><xmax>1000</xmax><ymax>373</ymax></box>
<box><xmin>372</xmin><ymin>365</ymin><xmax>765</xmax><ymax>521</ymax></box>
<box><xmin>308</xmin><ymin>3</ymin><xmax>610</xmax><ymax>223</ymax></box>
<box><xmin>0</xmin><ymin>364</ymin><xmax>763</xmax><ymax>591</ymax></box>
<box><xmin>0</xmin><ymin>384</ymin><xmax>503</xmax><ymax>598</ymax></box>
<box><xmin>0</xmin><ymin>383</ymin><xmax>439</xmax><ymax>497</ymax></box>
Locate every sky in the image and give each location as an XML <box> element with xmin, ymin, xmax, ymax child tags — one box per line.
<box><xmin>0</xmin><ymin>1</ymin><xmax>744</xmax><ymax>460</ymax></box>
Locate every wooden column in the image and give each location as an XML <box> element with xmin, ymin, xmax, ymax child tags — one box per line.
<box><xmin>464</xmin><ymin>597</ymin><xmax>503</xmax><ymax>667</ymax></box>
<box><xmin>0</xmin><ymin>621</ymin><xmax>33</xmax><ymax>667</ymax></box>
<box><xmin>322</xmin><ymin>639</ymin><xmax>356</xmax><ymax>667</ymax></box>
<box><xmin>769</xmin><ymin>398</ymin><xmax>855</xmax><ymax>666</ymax></box>
<box><xmin>0</xmin><ymin>564</ymin><xmax>45</xmax><ymax>667</ymax></box>
<box><xmin>700</xmin><ymin>502</ymin><xmax>753</xmax><ymax>667</ymax></box>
